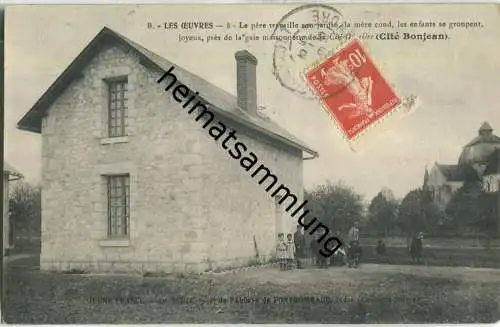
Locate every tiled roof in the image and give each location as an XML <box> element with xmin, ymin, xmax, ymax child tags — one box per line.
<box><xmin>437</xmin><ymin>164</ymin><xmax>466</xmax><ymax>182</ymax></box>
<box><xmin>17</xmin><ymin>27</ymin><xmax>318</xmax><ymax>158</ymax></box>
<box><xmin>464</xmin><ymin>133</ymin><xmax>500</xmax><ymax>147</ymax></box>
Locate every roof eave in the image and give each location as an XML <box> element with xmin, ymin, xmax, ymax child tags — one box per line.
<box><xmin>303</xmin><ymin>152</ymin><xmax>318</xmax><ymax>160</ymax></box>
<box><xmin>7</xmin><ymin>174</ymin><xmax>23</xmax><ymax>181</ymax></box>
<box><xmin>147</xmin><ymin>60</ymin><xmax>319</xmax><ymax>157</ymax></box>
<box><xmin>4</xmin><ymin>163</ymin><xmax>23</xmax><ymax>180</ymax></box>
<box><xmin>17</xmin><ymin>121</ymin><xmax>41</xmax><ymax>134</ymax></box>
<box><xmin>204</xmin><ymin>102</ymin><xmax>319</xmax><ymax>158</ymax></box>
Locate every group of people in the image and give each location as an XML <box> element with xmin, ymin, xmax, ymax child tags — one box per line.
<box><xmin>276</xmin><ymin>222</ymin><xmax>364</xmax><ymax>270</ymax></box>
<box><xmin>275</xmin><ymin>232</ymin><xmax>298</xmax><ymax>270</ymax></box>
<box><xmin>375</xmin><ymin>232</ymin><xmax>424</xmax><ymax>264</ymax></box>
<box><xmin>276</xmin><ymin>221</ymin><xmax>426</xmax><ymax>270</ymax></box>
<box><xmin>275</xmin><ymin>225</ymin><xmax>311</xmax><ymax>270</ymax></box>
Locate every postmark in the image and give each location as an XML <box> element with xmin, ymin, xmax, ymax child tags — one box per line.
<box><xmin>271</xmin><ymin>4</ymin><xmax>353</xmax><ymax>99</ymax></box>
<box><xmin>304</xmin><ymin>39</ymin><xmax>401</xmax><ymax>141</ymax></box>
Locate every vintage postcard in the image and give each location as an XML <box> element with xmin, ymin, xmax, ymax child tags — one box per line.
<box><xmin>3</xmin><ymin>3</ymin><xmax>500</xmax><ymax>324</ymax></box>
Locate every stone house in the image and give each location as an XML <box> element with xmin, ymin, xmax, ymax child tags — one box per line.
<box><xmin>16</xmin><ymin>27</ymin><xmax>318</xmax><ymax>273</ymax></box>
<box><xmin>3</xmin><ymin>161</ymin><xmax>23</xmax><ymax>255</ymax></box>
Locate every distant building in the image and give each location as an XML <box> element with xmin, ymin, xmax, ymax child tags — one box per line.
<box><xmin>424</xmin><ymin>122</ymin><xmax>500</xmax><ymax>233</ymax></box>
<box><xmin>3</xmin><ymin>162</ymin><xmax>23</xmax><ymax>255</ymax></box>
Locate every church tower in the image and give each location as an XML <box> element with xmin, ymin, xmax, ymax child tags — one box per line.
<box><xmin>423</xmin><ymin>166</ymin><xmax>430</xmax><ymax>190</ymax></box>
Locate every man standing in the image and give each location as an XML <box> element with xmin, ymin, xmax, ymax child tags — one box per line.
<box><xmin>348</xmin><ymin>222</ymin><xmax>360</xmax><ymax>245</ymax></box>
<box><xmin>347</xmin><ymin>222</ymin><xmax>360</xmax><ymax>267</ymax></box>
<box><xmin>293</xmin><ymin>225</ymin><xmax>306</xmax><ymax>269</ymax></box>
<box><xmin>410</xmin><ymin>232</ymin><xmax>423</xmax><ymax>264</ymax></box>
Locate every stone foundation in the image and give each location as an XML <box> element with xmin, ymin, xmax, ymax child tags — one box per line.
<box><xmin>40</xmin><ymin>254</ymin><xmax>273</xmax><ymax>275</ymax></box>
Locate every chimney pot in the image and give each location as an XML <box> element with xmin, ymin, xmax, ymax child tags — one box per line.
<box><xmin>235</xmin><ymin>50</ymin><xmax>258</xmax><ymax>115</ymax></box>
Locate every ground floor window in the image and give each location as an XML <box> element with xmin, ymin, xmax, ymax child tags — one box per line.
<box><xmin>106</xmin><ymin>174</ymin><xmax>130</xmax><ymax>238</ymax></box>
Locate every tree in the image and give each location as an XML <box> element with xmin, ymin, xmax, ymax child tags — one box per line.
<box><xmin>397</xmin><ymin>187</ymin><xmax>442</xmax><ymax>238</ymax></box>
<box><xmin>445</xmin><ymin>179</ymin><xmax>484</xmax><ymax>231</ymax></box>
<box><xmin>304</xmin><ymin>180</ymin><xmax>364</xmax><ymax>234</ymax></box>
<box><xmin>445</xmin><ymin>178</ymin><xmax>495</xmax><ymax>247</ymax></box>
<box><xmin>477</xmin><ymin>193</ymin><xmax>498</xmax><ymax>250</ymax></box>
<box><xmin>10</xmin><ymin>181</ymin><xmax>41</xmax><ymax>242</ymax></box>
<box><xmin>397</xmin><ymin>189</ymin><xmax>422</xmax><ymax>237</ymax></box>
<box><xmin>367</xmin><ymin>189</ymin><xmax>398</xmax><ymax>236</ymax></box>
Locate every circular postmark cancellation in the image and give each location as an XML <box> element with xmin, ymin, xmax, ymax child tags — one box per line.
<box><xmin>272</xmin><ymin>4</ymin><xmax>354</xmax><ymax>99</ymax></box>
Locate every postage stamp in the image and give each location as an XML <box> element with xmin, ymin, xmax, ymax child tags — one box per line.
<box><xmin>304</xmin><ymin>39</ymin><xmax>401</xmax><ymax>141</ymax></box>
<box><xmin>272</xmin><ymin>4</ymin><xmax>353</xmax><ymax>100</ymax></box>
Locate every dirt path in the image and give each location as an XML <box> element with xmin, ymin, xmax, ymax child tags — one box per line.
<box><xmin>5</xmin><ymin>261</ymin><xmax>499</xmax><ymax>323</ymax></box>
<box><xmin>213</xmin><ymin>263</ymin><xmax>500</xmax><ymax>286</ymax></box>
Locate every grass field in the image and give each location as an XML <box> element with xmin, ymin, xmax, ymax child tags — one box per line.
<box><xmin>362</xmin><ymin>236</ymin><xmax>500</xmax><ymax>249</ymax></box>
<box><xmin>360</xmin><ymin>245</ymin><xmax>500</xmax><ymax>268</ymax></box>
<box><xmin>4</xmin><ymin>255</ymin><xmax>500</xmax><ymax>323</ymax></box>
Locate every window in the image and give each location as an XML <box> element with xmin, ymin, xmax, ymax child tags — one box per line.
<box><xmin>107</xmin><ymin>174</ymin><xmax>130</xmax><ymax>238</ymax></box>
<box><xmin>107</xmin><ymin>78</ymin><xmax>128</xmax><ymax>137</ymax></box>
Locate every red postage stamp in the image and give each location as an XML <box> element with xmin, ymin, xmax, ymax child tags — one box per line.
<box><xmin>305</xmin><ymin>39</ymin><xmax>401</xmax><ymax>140</ymax></box>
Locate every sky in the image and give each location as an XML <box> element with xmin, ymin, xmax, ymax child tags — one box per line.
<box><xmin>4</xmin><ymin>4</ymin><xmax>500</xmax><ymax>202</ymax></box>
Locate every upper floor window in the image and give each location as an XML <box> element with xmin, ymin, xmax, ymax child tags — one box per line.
<box><xmin>107</xmin><ymin>77</ymin><xmax>128</xmax><ymax>137</ymax></box>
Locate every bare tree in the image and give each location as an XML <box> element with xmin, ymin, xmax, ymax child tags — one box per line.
<box><xmin>10</xmin><ymin>181</ymin><xmax>41</xmax><ymax>248</ymax></box>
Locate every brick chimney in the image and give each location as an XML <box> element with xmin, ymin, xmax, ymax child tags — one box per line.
<box><xmin>235</xmin><ymin>50</ymin><xmax>258</xmax><ymax>115</ymax></box>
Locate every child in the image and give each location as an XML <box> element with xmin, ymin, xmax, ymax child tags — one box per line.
<box><xmin>293</xmin><ymin>225</ymin><xmax>306</xmax><ymax>269</ymax></box>
<box><xmin>376</xmin><ymin>239</ymin><xmax>386</xmax><ymax>255</ymax></box>
<box><xmin>376</xmin><ymin>239</ymin><xmax>387</xmax><ymax>263</ymax></box>
<box><xmin>310</xmin><ymin>233</ymin><xmax>327</xmax><ymax>268</ymax></box>
<box><xmin>276</xmin><ymin>233</ymin><xmax>287</xmax><ymax>270</ymax></box>
<box><xmin>348</xmin><ymin>240</ymin><xmax>363</xmax><ymax>268</ymax></box>
<box><xmin>286</xmin><ymin>233</ymin><xmax>295</xmax><ymax>270</ymax></box>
